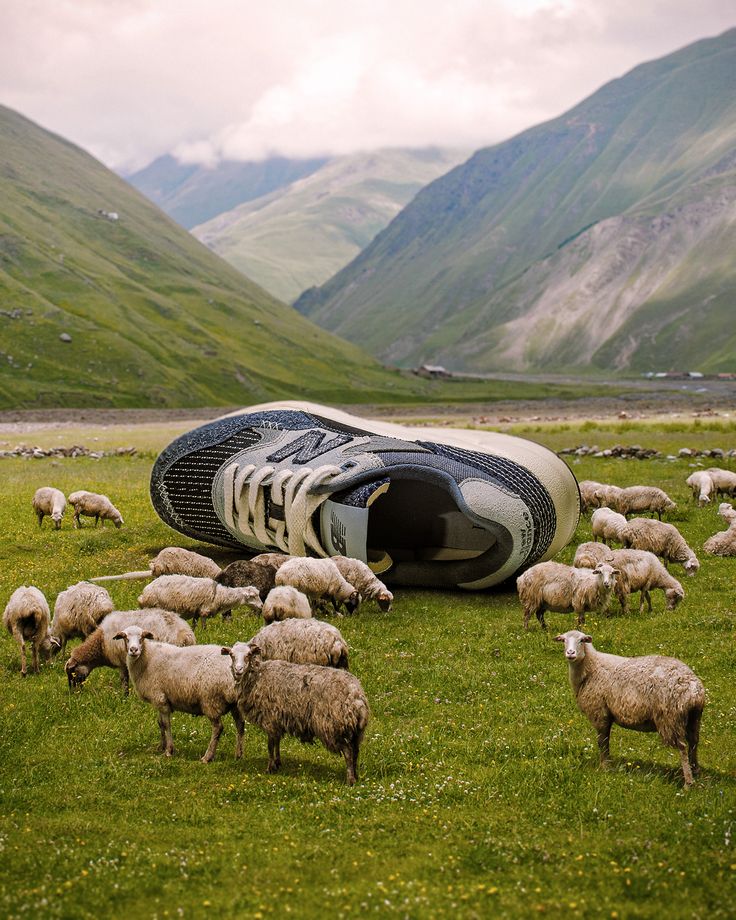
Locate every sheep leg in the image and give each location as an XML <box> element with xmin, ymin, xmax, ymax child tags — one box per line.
<box><xmin>13</xmin><ymin>630</ymin><xmax>27</xmax><ymax>676</ymax></box>
<box><xmin>36</xmin><ymin>511</ymin><xmax>43</xmax><ymax>528</ymax></box>
<box><xmin>267</xmin><ymin>734</ymin><xmax>282</xmax><ymax>773</ymax></box>
<box><xmin>343</xmin><ymin>737</ymin><xmax>360</xmax><ymax>786</ymax></box>
<box><xmin>644</xmin><ymin>590</ymin><xmax>652</xmax><ymax>613</ymax></box>
<box><xmin>686</xmin><ymin>709</ymin><xmax>702</xmax><ymax>778</ymax></box>
<box><xmin>54</xmin><ymin>518</ymin><xmax>61</xmax><ymax>531</ymax></box>
<box><xmin>233</xmin><ymin>710</ymin><xmax>245</xmax><ymax>759</ymax></box>
<box><xmin>31</xmin><ymin>642</ymin><xmax>40</xmax><ymax>674</ymax></box>
<box><xmin>676</xmin><ymin>738</ymin><xmax>694</xmax><ymax>787</ymax></box>
<box><xmin>575</xmin><ymin>608</ymin><xmax>586</xmax><ymax>626</ymax></box>
<box><xmin>94</xmin><ymin>515</ymin><xmax>100</xmax><ymax>527</ymax></box>
<box><xmin>158</xmin><ymin>709</ymin><xmax>174</xmax><ymax>756</ymax></box>
<box><xmin>595</xmin><ymin>719</ymin><xmax>612</xmax><ymax>768</ymax></box>
<box><xmin>73</xmin><ymin>510</ymin><xmax>81</xmax><ymax>528</ymax></box>
<box><xmin>119</xmin><ymin>666</ymin><xmax>130</xmax><ymax>695</ymax></box>
<box><xmin>201</xmin><ymin>717</ymin><xmax>223</xmax><ymax>763</ymax></box>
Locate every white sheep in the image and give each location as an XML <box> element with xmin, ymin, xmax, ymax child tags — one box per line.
<box><xmin>330</xmin><ymin>556</ymin><xmax>393</xmax><ymax>611</ymax></box>
<box><xmin>222</xmin><ymin>641</ymin><xmax>369</xmax><ymax>784</ymax></box>
<box><xmin>262</xmin><ymin>586</ymin><xmax>312</xmax><ymax>624</ymax></box>
<box><xmin>686</xmin><ymin>471</ymin><xmax>714</xmax><ymax>506</ymax></box>
<box><xmin>572</xmin><ymin>542</ymin><xmax>614</xmax><ymax>569</ymax></box>
<box><xmin>608</xmin><ymin>549</ymin><xmax>685</xmax><ymax>614</ymax></box>
<box><xmin>32</xmin><ymin>487</ymin><xmax>66</xmax><ymax>529</ymax></box>
<box><xmin>617</xmin><ymin>485</ymin><xmax>676</xmax><ymax>520</ymax></box>
<box><xmin>555</xmin><ymin>630</ymin><xmax>705</xmax><ymax>786</ymax></box>
<box><xmin>3</xmin><ymin>586</ymin><xmax>51</xmax><ymax>675</ymax></box>
<box><xmin>706</xmin><ymin>468</ymin><xmax>736</xmax><ymax>499</ymax></box>
<box><xmin>67</xmin><ymin>490</ymin><xmax>124</xmax><ymax>528</ymax></box>
<box><xmin>114</xmin><ymin>626</ymin><xmax>243</xmax><ymax>762</ymax></box>
<box><xmin>249</xmin><ymin>618</ymin><xmax>349</xmax><ymax>669</ymax></box>
<box><xmin>138</xmin><ymin>574</ymin><xmax>262</xmax><ymax>627</ymax></box>
<box><xmin>275</xmin><ymin>558</ymin><xmax>359</xmax><ymax>613</ymax></box>
<box><xmin>90</xmin><ymin>546</ymin><xmax>222</xmax><ymax>583</ymax></box>
<box><xmin>516</xmin><ymin>561</ymin><xmax>618</xmax><ymax>630</ymax></box>
<box><xmin>718</xmin><ymin>502</ymin><xmax>736</xmax><ymax>524</ymax></box>
<box><xmin>578</xmin><ymin>481</ymin><xmax>608</xmax><ymax>513</ymax></box>
<box><xmin>620</xmin><ymin>518</ymin><xmax>700</xmax><ymax>576</ymax></box>
<box><xmin>703</xmin><ymin>521</ymin><xmax>736</xmax><ymax>556</ymax></box>
<box><xmin>65</xmin><ymin>608</ymin><xmax>196</xmax><ymax>693</ymax></box>
<box><xmin>590</xmin><ymin>507</ymin><xmax>628</xmax><ymax>546</ymax></box>
<box><xmin>49</xmin><ymin>582</ymin><xmax>114</xmax><ymax>655</ymax></box>
<box><xmin>592</xmin><ymin>484</ymin><xmax>624</xmax><ymax>512</ymax></box>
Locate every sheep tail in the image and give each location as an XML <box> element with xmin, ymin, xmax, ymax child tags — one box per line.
<box><xmin>89</xmin><ymin>570</ymin><xmax>153</xmax><ymax>583</ymax></box>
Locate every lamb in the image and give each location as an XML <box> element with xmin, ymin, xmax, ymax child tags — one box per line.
<box><xmin>555</xmin><ymin>630</ymin><xmax>705</xmax><ymax>786</ymax></box>
<box><xmin>222</xmin><ymin>641</ymin><xmax>369</xmax><ymax>784</ymax></box>
<box><xmin>3</xmin><ymin>586</ymin><xmax>51</xmax><ymax>675</ymax></box>
<box><xmin>616</xmin><ymin>486</ymin><xmax>676</xmax><ymax>520</ymax></box>
<box><xmin>91</xmin><ymin>546</ymin><xmax>222</xmax><ymax>583</ymax></box>
<box><xmin>48</xmin><ymin>582</ymin><xmax>114</xmax><ymax>655</ymax></box>
<box><xmin>703</xmin><ymin>521</ymin><xmax>736</xmax><ymax>556</ymax></box>
<box><xmin>718</xmin><ymin>502</ymin><xmax>736</xmax><ymax>524</ymax></box>
<box><xmin>65</xmin><ymin>608</ymin><xmax>195</xmax><ymax>693</ymax></box>
<box><xmin>686</xmin><ymin>471</ymin><xmax>714</xmax><ymax>506</ymax></box>
<box><xmin>620</xmin><ymin>518</ymin><xmax>700</xmax><ymax>576</ymax></box>
<box><xmin>138</xmin><ymin>574</ymin><xmax>262</xmax><ymax>627</ymax></box>
<box><xmin>216</xmin><ymin>559</ymin><xmax>278</xmax><ymax>601</ymax></box>
<box><xmin>275</xmin><ymin>557</ymin><xmax>360</xmax><ymax>614</ymax></box>
<box><xmin>249</xmin><ymin>618</ymin><xmax>349</xmax><ymax>669</ymax></box>
<box><xmin>572</xmin><ymin>542</ymin><xmax>614</xmax><ymax>569</ymax></box>
<box><xmin>706</xmin><ymin>468</ymin><xmax>736</xmax><ymax>499</ymax></box>
<box><xmin>67</xmin><ymin>490</ymin><xmax>124</xmax><ymax>528</ymax></box>
<box><xmin>32</xmin><ymin>487</ymin><xmax>66</xmax><ymax>529</ymax></box>
<box><xmin>114</xmin><ymin>626</ymin><xmax>243</xmax><ymax>762</ymax></box>
<box><xmin>608</xmin><ymin>549</ymin><xmax>685</xmax><ymax>614</ymax></box>
<box><xmin>262</xmin><ymin>586</ymin><xmax>312</xmax><ymax>624</ymax></box>
<box><xmin>591</xmin><ymin>507</ymin><xmax>628</xmax><ymax>546</ymax></box>
<box><xmin>516</xmin><ymin>561</ymin><xmax>618</xmax><ymax>630</ymax></box>
<box><xmin>330</xmin><ymin>556</ymin><xmax>393</xmax><ymax>611</ymax></box>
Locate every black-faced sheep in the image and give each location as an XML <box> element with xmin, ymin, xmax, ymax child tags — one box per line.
<box><xmin>32</xmin><ymin>487</ymin><xmax>66</xmax><ymax>529</ymax></box>
<box><xmin>555</xmin><ymin>630</ymin><xmax>705</xmax><ymax>786</ymax></box>
<box><xmin>222</xmin><ymin>641</ymin><xmax>369</xmax><ymax>784</ymax></box>
<box><xmin>620</xmin><ymin>518</ymin><xmax>700</xmax><ymax>576</ymax></box>
<box><xmin>67</xmin><ymin>490</ymin><xmax>124</xmax><ymax>528</ymax></box>
<box><xmin>516</xmin><ymin>561</ymin><xmax>618</xmax><ymax>630</ymax></box>
<box><xmin>3</xmin><ymin>586</ymin><xmax>51</xmax><ymax>675</ymax></box>
<box><xmin>49</xmin><ymin>582</ymin><xmax>114</xmax><ymax>655</ymax></box>
<box><xmin>114</xmin><ymin>625</ymin><xmax>243</xmax><ymax>762</ymax></box>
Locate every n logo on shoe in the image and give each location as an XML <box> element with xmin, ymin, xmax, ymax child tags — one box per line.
<box><xmin>266</xmin><ymin>429</ymin><xmax>352</xmax><ymax>465</ymax></box>
<box><xmin>330</xmin><ymin>511</ymin><xmax>348</xmax><ymax>555</ymax></box>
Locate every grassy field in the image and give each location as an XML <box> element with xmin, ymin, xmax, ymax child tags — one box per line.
<box><xmin>0</xmin><ymin>417</ymin><xmax>734</xmax><ymax>919</ymax></box>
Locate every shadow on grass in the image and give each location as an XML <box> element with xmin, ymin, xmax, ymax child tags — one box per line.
<box><xmin>607</xmin><ymin>756</ymin><xmax>736</xmax><ymax>788</ymax></box>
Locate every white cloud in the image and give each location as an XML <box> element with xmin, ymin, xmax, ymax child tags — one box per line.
<box><xmin>0</xmin><ymin>0</ymin><xmax>733</xmax><ymax>170</ymax></box>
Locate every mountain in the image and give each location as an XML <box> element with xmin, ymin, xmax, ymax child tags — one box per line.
<box><xmin>191</xmin><ymin>148</ymin><xmax>468</xmax><ymax>304</ymax></box>
<box><xmin>0</xmin><ymin>105</ymin><xmax>422</xmax><ymax>408</ymax></box>
<box><xmin>126</xmin><ymin>154</ymin><xmax>329</xmax><ymax>228</ymax></box>
<box><xmin>296</xmin><ymin>29</ymin><xmax>736</xmax><ymax>374</ymax></box>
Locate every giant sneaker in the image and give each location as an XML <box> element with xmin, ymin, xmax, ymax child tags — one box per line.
<box><xmin>150</xmin><ymin>401</ymin><xmax>580</xmax><ymax>589</ymax></box>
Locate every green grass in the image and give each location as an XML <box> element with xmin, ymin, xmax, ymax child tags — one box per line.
<box><xmin>1</xmin><ymin>418</ymin><xmax>735</xmax><ymax>919</ymax></box>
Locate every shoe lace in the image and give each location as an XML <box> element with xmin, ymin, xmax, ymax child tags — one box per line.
<box><xmin>222</xmin><ymin>462</ymin><xmax>342</xmax><ymax>556</ymax></box>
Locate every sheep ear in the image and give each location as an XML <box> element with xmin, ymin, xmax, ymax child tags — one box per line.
<box><xmin>141</xmin><ymin>631</ymin><xmax>154</xmax><ymax>641</ymax></box>
<box><xmin>582</xmin><ymin>635</ymin><xmax>593</xmax><ymax>643</ymax></box>
<box><xmin>248</xmin><ymin>643</ymin><xmax>262</xmax><ymax>659</ymax></box>
<box><xmin>113</xmin><ymin>632</ymin><xmax>126</xmax><ymax>641</ymax></box>
<box><xmin>553</xmin><ymin>635</ymin><xmax>565</xmax><ymax>642</ymax></box>
<box><xmin>220</xmin><ymin>646</ymin><xmax>232</xmax><ymax>656</ymax></box>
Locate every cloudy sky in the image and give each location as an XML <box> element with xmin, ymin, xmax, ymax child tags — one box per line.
<box><xmin>1</xmin><ymin>0</ymin><xmax>734</xmax><ymax>172</ymax></box>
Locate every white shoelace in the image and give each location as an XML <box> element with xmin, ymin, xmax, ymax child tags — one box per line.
<box><xmin>222</xmin><ymin>462</ymin><xmax>342</xmax><ymax>556</ymax></box>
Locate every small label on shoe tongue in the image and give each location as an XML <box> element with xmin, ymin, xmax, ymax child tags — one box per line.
<box><xmin>320</xmin><ymin>500</ymin><xmax>369</xmax><ymax>560</ymax></box>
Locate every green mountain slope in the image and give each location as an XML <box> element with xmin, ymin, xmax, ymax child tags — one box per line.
<box><xmin>0</xmin><ymin>106</ymin><xmax>423</xmax><ymax>408</ymax></box>
<box><xmin>192</xmin><ymin>148</ymin><xmax>468</xmax><ymax>304</ymax></box>
<box><xmin>296</xmin><ymin>29</ymin><xmax>736</xmax><ymax>373</ymax></box>
<box><xmin>126</xmin><ymin>154</ymin><xmax>329</xmax><ymax>229</ymax></box>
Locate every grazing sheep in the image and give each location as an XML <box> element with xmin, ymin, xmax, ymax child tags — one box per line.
<box><xmin>3</xmin><ymin>586</ymin><xmax>51</xmax><ymax>675</ymax></box>
<box><xmin>686</xmin><ymin>471</ymin><xmax>714</xmax><ymax>506</ymax></box>
<box><xmin>591</xmin><ymin>507</ymin><xmax>628</xmax><ymax>546</ymax></box>
<box><xmin>138</xmin><ymin>575</ymin><xmax>261</xmax><ymax>627</ymax></box>
<box><xmin>330</xmin><ymin>556</ymin><xmax>393</xmax><ymax>611</ymax></box>
<box><xmin>262</xmin><ymin>586</ymin><xmax>312</xmax><ymax>624</ymax></box>
<box><xmin>250</xmin><ymin>618</ymin><xmax>349</xmax><ymax>669</ymax></box>
<box><xmin>114</xmin><ymin>626</ymin><xmax>243</xmax><ymax>762</ymax></box>
<box><xmin>49</xmin><ymin>582</ymin><xmax>114</xmax><ymax>655</ymax></box>
<box><xmin>250</xmin><ymin>552</ymin><xmax>293</xmax><ymax>570</ymax></box>
<box><xmin>222</xmin><ymin>642</ymin><xmax>369</xmax><ymax>784</ymax></box>
<box><xmin>718</xmin><ymin>502</ymin><xmax>736</xmax><ymax>525</ymax></box>
<box><xmin>91</xmin><ymin>546</ymin><xmax>222</xmax><ymax>583</ymax></box>
<box><xmin>516</xmin><ymin>561</ymin><xmax>618</xmax><ymax>630</ymax></box>
<box><xmin>67</xmin><ymin>490</ymin><xmax>124</xmax><ymax>528</ymax></box>
<box><xmin>216</xmin><ymin>560</ymin><xmax>278</xmax><ymax>601</ymax></box>
<box><xmin>703</xmin><ymin>521</ymin><xmax>736</xmax><ymax>556</ymax></box>
<box><xmin>555</xmin><ymin>630</ymin><xmax>705</xmax><ymax>786</ymax></box>
<box><xmin>32</xmin><ymin>487</ymin><xmax>66</xmax><ymax>529</ymax></box>
<box><xmin>608</xmin><ymin>549</ymin><xmax>685</xmax><ymax>614</ymax></box>
<box><xmin>617</xmin><ymin>486</ymin><xmax>676</xmax><ymax>520</ymax></box>
<box><xmin>573</xmin><ymin>542</ymin><xmax>614</xmax><ymax>569</ymax></box>
<box><xmin>620</xmin><ymin>518</ymin><xmax>700</xmax><ymax>576</ymax></box>
<box><xmin>65</xmin><ymin>608</ymin><xmax>195</xmax><ymax>693</ymax></box>
<box><xmin>706</xmin><ymin>468</ymin><xmax>736</xmax><ymax>499</ymax></box>
<box><xmin>275</xmin><ymin>558</ymin><xmax>359</xmax><ymax>613</ymax></box>
<box><xmin>578</xmin><ymin>481</ymin><xmax>608</xmax><ymax>513</ymax></box>
<box><xmin>592</xmin><ymin>484</ymin><xmax>624</xmax><ymax>513</ymax></box>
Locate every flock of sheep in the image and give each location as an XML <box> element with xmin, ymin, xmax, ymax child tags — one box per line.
<box><xmin>518</xmin><ymin>468</ymin><xmax>736</xmax><ymax>787</ymax></box>
<box><xmin>3</xmin><ymin>464</ymin><xmax>731</xmax><ymax>787</ymax></box>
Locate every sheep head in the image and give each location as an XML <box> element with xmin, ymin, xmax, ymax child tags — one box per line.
<box><xmin>555</xmin><ymin>630</ymin><xmax>593</xmax><ymax>661</ymax></box>
<box><xmin>222</xmin><ymin>641</ymin><xmax>262</xmax><ymax>681</ymax></box>
<box><xmin>113</xmin><ymin>626</ymin><xmax>153</xmax><ymax>660</ymax></box>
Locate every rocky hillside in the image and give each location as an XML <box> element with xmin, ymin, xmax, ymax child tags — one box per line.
<box><xmin>296</xmin><ymin>29</ymin><xmax>736</xmax><ymax>374</ymax></box>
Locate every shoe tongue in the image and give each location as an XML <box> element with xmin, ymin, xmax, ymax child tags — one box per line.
<box><xmin>319</xmin><ymin>478</ymin><xmax>389</xmax><ymax>561</ymax></box>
